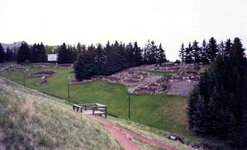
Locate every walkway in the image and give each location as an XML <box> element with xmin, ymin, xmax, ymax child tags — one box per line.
<box><xmin>89</xmin><ymin>115</ymin><xmax>179</xmax><ymax>150</ymax></box>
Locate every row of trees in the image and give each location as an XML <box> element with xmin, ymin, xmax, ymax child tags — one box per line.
<box><xmin>74</xmin><ymin>40</ymin><xmax>166</xmax><ymax>80</ymax></box>
<box><xmin>0</xmin><ymin>43</ymin><xmax>15</xmax><ymax>63</ymax></box>
<box><xmin>188</xmin><ymin>37</ymin><xmax>247</xmax><ymax>149</ymax></box>
<box><xmin>17</xmin><ymin>42</ymin><xmax>47</xmax><ymax>64</ymax></box>
<box><xmin>179</xmin><ymin>37</ymin><xmax>234</xmax><ymax>64</ymax></box>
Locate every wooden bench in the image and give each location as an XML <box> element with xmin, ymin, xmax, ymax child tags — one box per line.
<box><xmin>73</xmin><ymin>104</ymin><xmax>83</xmax><ymax>113</ymax></box>
<box><xmin>73</xmin><ymin>103</ymin><xmax>107</xmax><ymax>118</ymax></box>
<box><xmin>92</xmin><ymin>103</ymin><xmax>107</xmax><ymax>118</ymax></box>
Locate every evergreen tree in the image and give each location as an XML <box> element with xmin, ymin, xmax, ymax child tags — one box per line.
<box><xmin>179</xmin><ymin>43</ymin><xmax>185</xmax><ymax>62</ymax></box>
<box><xmin>157</xmin><ymin>43</ymin><xmax>166</xmax><ymax>65</ymax></box>
<box><xmin>224</xmin><ymin>39</ymin><xmax>232</xmax><ymax>56</ymax></box>
<box><xmin>74</xmin><ymin>50</ymin><xmax>95</xmax><ymax>80</ymax></box>
<box><xmin>31</xmin><ymin>43</ymin><xmax>47</xmax><ymax>62</ymax></box>
<box><xmin>200</xmin><ymin>39</ymin><xmax>209</xmax><ymax>64</ymax></box>
<box><xmin>192</xmin><ymin>40</ymin><xmax>201</xmax><ymax>63</ymax></box>
<box><xmin>17</xmin><ymin>42</ymin><xmax>31</xmax><ymax>64</ymax></box>
<box><xmin>133</xmin><ymin>42</ymin><xmax>142</xmax><ymax>66</ymax></box>
<box><xmin>207</xmin><ymin>37</ymin><xmax>218</xmax><ymax>62</ymax></box>
<box><xmin>185</xmin><ymin>42</ymin><xmax>193</xmax><ymax>63</ymax></box>
<box><xmin>57</xmin><ymin>43</ymin><xmax>67</xmax><ymax>64</ymax></box>
<box><xmin>188</xmin><ymin>37</ymin><xmax>247</xmax><ymax>148</ymax></box>
<box><xmin>0</xmin><ymin>43</ymin><xmax>4</xmax><ymax>63</ymax></box>
<box><xmin>57</xmin><ymin>43</ymin><xmax>76</xmax><ymax>64</ymax></box>
<box><xmin>218</xmin><ymin>41</ymin><xmax>225</xmax><ymax>55</ymax></box>
<box><xmin>5</xmin><ymin>47</ymin><xmax>13</xmax><ymax>61</ymax></box>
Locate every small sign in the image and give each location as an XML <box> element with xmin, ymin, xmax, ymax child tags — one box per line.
<box><xmin>47</xmin><ymin>54</ymin><xmax>58</xmax><ymax>61</ymax></box>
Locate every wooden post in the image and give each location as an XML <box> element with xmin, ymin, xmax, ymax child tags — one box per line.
<box><xmin>105</xmin><ymin>107</ymin><xmax>107</xmax><ymax>118</ymax></box>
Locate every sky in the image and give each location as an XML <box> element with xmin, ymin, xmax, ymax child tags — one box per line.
<box><xmin>0</xmin><ymin>0</ymin><xmax>247</xmax><ymax>60</ymax></box>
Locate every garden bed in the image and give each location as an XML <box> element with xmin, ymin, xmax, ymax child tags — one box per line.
<box><xmin>29</xmin><ymin>71</ymin><xmax>56</xmax><ymax>78</ymax></box>
<box><xmin>56</xmin><ymin>64</ymin><xmax>73</xmax><ymax>69</ymax></box>
<box><xmin>37</xmin><ymin>80</ymin><xmax>48</xmax><ymax>85</ymax></box>
<box><xmin>0</xmin><ymin>64</ymin><xmax>17</xmax><ymax>71</ymax></box>
<box><xmin>34</xmin><ymin>63</ymin><xmax>52</xmax><ymax>68</ymax></box>
<box><xmin>13</xmin><ymin>67</ymin><xmax>30</xmax><ymax>72</ymax></box>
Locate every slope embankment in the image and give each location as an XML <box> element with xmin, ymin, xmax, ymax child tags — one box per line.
<box><xmin>0</xmin><ymin>77</ymin><xmax>121</xmax><ymax>150</ymax></box>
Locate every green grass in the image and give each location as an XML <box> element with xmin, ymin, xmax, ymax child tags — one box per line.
<box><xmin>141</xmin><ymin>69</ymin><xmax>178</xmax><ymax>76</ymax></box>
<box><xmin>0</xmin><ymin>77</ymin><xmax>121</xmax><ymax>150</ymax></box>
<box><xmin>0</xmin><ymin>63</ymin><xmax>229</xmax><ymax>149</ymax></box>
<box><xmin>0</xmin><ymin>65</ymin><xmax>190</xmax><ymax>138</ymax></box>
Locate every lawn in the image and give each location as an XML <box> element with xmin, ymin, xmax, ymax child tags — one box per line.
<box><xmin>1</xmin><ymin>64</ymin><xmax>217</xmax><ymax>144</ymax></box>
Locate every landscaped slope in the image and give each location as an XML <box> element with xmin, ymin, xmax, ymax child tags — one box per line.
<box><xmin>0</xmin><ymin>77</ymin><xmax>121</xmax><ymax>150</ymax></box>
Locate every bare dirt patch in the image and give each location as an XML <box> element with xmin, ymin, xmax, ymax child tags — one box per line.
<box><xmin>28</xmin><ymin>71</ymin><xmax>56</xmax><ymax>78</ymax></box>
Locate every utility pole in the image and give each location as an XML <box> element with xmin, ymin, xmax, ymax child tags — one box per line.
<box><xmin>128</xmin><ymin>93</ymin><xmax>130</xmax><ymax>120</ymax></box>
<box><xmin>23</xmin><ymin>71</ymin><xmax>26</xmax><ymax>87</ymax></box>
<box><xmin>68</xmin><ymin>76</ymin><xmax>70</xmax><ymax>99</ymax></box>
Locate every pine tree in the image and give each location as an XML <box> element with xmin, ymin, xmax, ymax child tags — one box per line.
<box><xmin>192</xmin><ymin>40</ymin><xmax>201</xmax><ymax>63</ymax></box>
<box><xmin>224</xmin><ymin>39</ymin><xmax>232</xmax><ymax>56</ymax></box>
<box><xmin>218</xmin><ymin>41</ymin><xmax>225</xmax><ymax>55</ymax></box>
<box><xmin>157</xmin><ymin>43</ymin><xmax>166</xmax><ymax>65</ymax></box>
<box><xmin>179</xmin><ymin>43</ymin><xmax>185</xmax><ymax>62</ymax></box>
<box><xmin>74</xmin><ymin>50</ymin><xmax>95</xmax><ymax>80</ymax></box>
<box><xmin>185</xmin><ymin>42</ymin><xmax>193</xmax><ymax>63</ymax></box>
<box><xmin>17</xmin><ymin>42</ymin><xmax>31</xmax><ymax>64</ymax></box>
<box><xmin>200</xmin><ymin>40</ymin><xmax>209</xmax><ymax>64</ymax></box>
<box><xmin>57</xmin><ymin>43</ymin><xmax>67</xmax><ymax>64</ymax></box>
<box><xmin>5</xmin><ymin>47</ymin><xmax>13</xmax><ymax>61</ymax></box>
<box><xmin>207</xmin><ymin>37</ymin><xmax>218</xmax><ymax>62</ymax></box>
<box><xmin>0</xmin><ymin>43</ymin><xmax>4</xmax><ymax>63</ymax></box>
<box><xmin>188</xmin><ymin>37</ymin><xmax>247</xmax><ymax>148</ymax></box>
<box><xmin>133</xmin><ymin>42</ymin><xmax>142</xmax><ymax>66</ymax></box>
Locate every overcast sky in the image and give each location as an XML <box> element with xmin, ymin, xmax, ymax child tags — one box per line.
<box><xmin>0</xmin><ymin>0</ymin><xmax>247</xmax><ymax>60</ymax></box>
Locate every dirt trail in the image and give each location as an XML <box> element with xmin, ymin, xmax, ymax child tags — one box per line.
<box><xmin>89</xmin><ymin>115</ymin><xmax>179</xmax><ymax>150</ymax></box>
<box><xmin>89</xmin><ymin>115</ymin><xmax>141</xmax><ymax>150</ymax></box>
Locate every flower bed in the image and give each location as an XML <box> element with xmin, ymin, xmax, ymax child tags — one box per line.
<box><xmin>13</xmin><ymin>67</ymin><xmax>30</xmax><ymax>72</ymax></box>
<box><xmin>29</xmin><ymin>71</ymin><xmax>56</xmax><ymax>78</ymax></box>
<box><xmin>0</xmin><ymin>64</ymin><xmax>17</xmax><ymax>71</ymax></box>
<box><xmin>56</xmin><ymin>64</ymin><xmax>73</xmax><ymax>69</ymax></box>
<box><xmin>37</xmin><ymin>80</ymin><xmax>48</xmax><ymax>86</ymax></box>
<box><xmin>34</xmin><ymin>63</ymin><xmax>52</xmax><ymax>68</ymax></box>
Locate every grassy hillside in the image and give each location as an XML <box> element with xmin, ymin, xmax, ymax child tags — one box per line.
<box><xmin>0</xmin><ymin>77</ymin><xmax>121</xmax><ymax>150</ymax></box>
<box><xmin>0</xmin><ymin>64</ymin><xmax>191</xmax><ymax>140</ymax></box>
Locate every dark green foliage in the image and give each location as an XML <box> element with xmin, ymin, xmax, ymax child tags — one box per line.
<box><xmin>5</xmin><ymin>47</ymin><xmax>13</xmax><ymax>61</ymax></box>
<box><xmin>188</xmin><ymin>37</ymin><xmax>247</xmax><ymax>149</ymax></box>
<box><xmin>207</xmin><ymin>37</ymin><xmax>218</xmax><ymax>62</ymax></box>
<box><xmin>200</xmin><ymin>40</ymin><xmax>209</xmax><ymax>64</ymax></box>
<box><xmin>0</xmin><ymin>43</ymin><xmax>4</xmax><ymax>63</ymax></box>
<box><xmin>192</xmin><ymin>40</ymin><xmax>201</xmax><ymax>63</ymax></box>
<box><xmin>185</xmin><ymin>42</ymin><xmax>193</xmax><ymax>63</ymax></box>
<box><xmin>179</xmin><ymin>43</ymin><xmax>185</xmax><ymax>62</ymax></box>
<box><xmin>31</xmin><ymin>43</ymin><xmax>47</xmax><ymax>62</ymax></box>
<box><xmin>74</xmin><ymin>40</ymin><xmax>166</xmax><ymax>81</ymax></box>
<box><xmin>157</xmin><ymin>43</ymin><xmax>166</xmax><ymax>65</ymax></box>
<box><xmin>57</xmin><ymin>43</ymin><xmax>77</xmax><ymax>64</ymax></box>
<box><xmin>143</xmin><ymin>40</ymin><xmax>159</xmax><ymax>64</ymax></box>
<box><xmin>17</xmin><ymin>42</ymin><xmax>31</xmax><ymax>64</ymax></box>
<box><xmin>224</xmin><ymin>39</ymin><xmax>232</xmax><ymax>56</ymax></box>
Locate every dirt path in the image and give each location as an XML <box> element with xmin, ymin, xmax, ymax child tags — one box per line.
<box><xmin>89</xmin><ymin>115</ymin><xmax>179</xmax><ymax>150</ymax></box>
<box><xmin>89</xmin><ymin>115</ymin><xmax>141</xmax><ymax>150</ymax></box>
